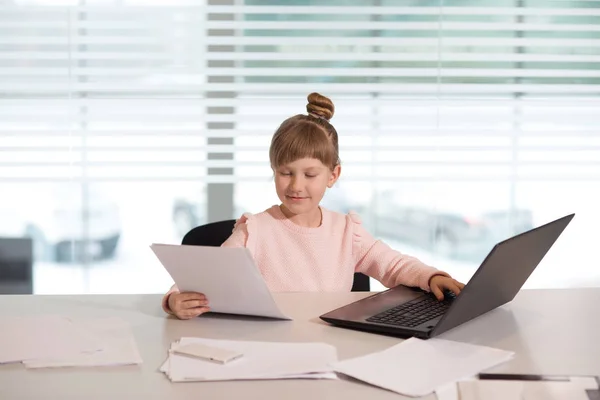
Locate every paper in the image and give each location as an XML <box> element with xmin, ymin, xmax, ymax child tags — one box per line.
<box><xmin>150</xmin><ymin>244</ymin><xmax>291</xmax><ymax>320</ymax></box>
<box><xmin>24</xmin><ymin>317</ymin><xmax>142</xmax><ymax>368</ymax></box>
<box><xmin>159</xmin><ymin>358</ymin><xmax>335</xmax><ymax>381</ymax></box>
<box><xmin>332</xmin><ymin>338</ymin><xmax>514</xmax><ymax>398</ymax></box>
<box><xmin>459</xmin><ymin>377</ymin><xmax>599</xmax><ymax>400</ymax></box>
<box><xmin>172</xmin><ymin>342</ymin><xmax>243</xmax><ymax>364</ymax></box>
<box><xmin>160</xmin><ymin>337</ymin><xmax>338</xmax><ymax>382</ymax></box>
<box><xmin>0</xmin><ymin>315</ymin><xmax>103</xmax><ymax>364</ymax></box>
<box><xmin>435</xmin><ymin>382</ymin><xmax>459</xmax><ymax>400</ymax></box>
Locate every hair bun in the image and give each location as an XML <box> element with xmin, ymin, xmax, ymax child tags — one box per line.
<box><xmin>306</xmin><ymin>92</ymin><xmax>334</xmax><ymax>121</ymax></box>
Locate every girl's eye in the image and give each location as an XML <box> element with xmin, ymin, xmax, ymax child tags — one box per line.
<box><xmin>280</xmin><ymin>172</ymin><xmax>292</xmax><ymax>176</ymax></box>
<box><xmin>305</xmin><ymin>174</ymin><xmax>317</xmax><ymax>178</ymax></box>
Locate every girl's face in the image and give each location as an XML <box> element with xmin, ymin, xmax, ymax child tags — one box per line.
<box><xmin>273</xmin><ymin>157</ymin><xmax>340</xmax><ymax>218</ymax></box>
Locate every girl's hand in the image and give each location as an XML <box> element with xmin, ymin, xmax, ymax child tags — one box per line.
<box><xmin>168</xmin><ymin>291</ymin><xmax>210</xmax><ymax>320</ymax></box>
<box><xmin>429</xmin><ymin>275</ymin><xmax>465</xmax><ymax>301</ymax></box>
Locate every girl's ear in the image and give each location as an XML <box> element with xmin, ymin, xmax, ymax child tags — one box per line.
<box><xmin>327</xmin><ymin>164</ymin><xmax>341</xmax><ymax>188</ymax></box>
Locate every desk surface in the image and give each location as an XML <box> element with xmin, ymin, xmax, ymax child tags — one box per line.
<box><xmin>1</xmin><ymin>289</ymin><xmax>599</xmax><ymax>400</ymax></box>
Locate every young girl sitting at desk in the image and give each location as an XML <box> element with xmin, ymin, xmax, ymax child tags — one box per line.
<box><xmin>163</xmin><ymin>92</ymin><xmax>465</xmax><ymax>320</ymax></box>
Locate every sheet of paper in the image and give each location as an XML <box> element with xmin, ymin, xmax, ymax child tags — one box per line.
<box><xmin>150</xmin><ymin>244</ymin><xmax>291</xmax><ymax>320</ymax></box>
<box><xmin>24</xmin><ymin>317</ymin><xmax>142</xmax><ymax>368</ymax></box>
<box><xmin>458</xmin><ymin>378</ymin><xmax>598</xmax><ymax>400</ymax></box>
<box><xmin>435</xmin><ymin>382</ymin><xmax>459</xmax><ymax>400</ymax></box>
<box><xmin>0</xmin><ymin>315</ymin><xmax>103</xmax><ymax>364</ymax></box>
<box><xmin>159</xmin><ymin>356</ymin><xmax>335</xmax><ymax>381</ymax></box>
<box><xmin>332</xmin><ymin>337</ymin><xmax>514</xmax><ymax>398</ymax></box>
<box><xmin>162</xmin><ymin>337</ymin><xmax>337</xmax><ymax>382</ymax></box>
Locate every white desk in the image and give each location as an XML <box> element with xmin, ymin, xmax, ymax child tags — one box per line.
<box><xmin>1</xmin><ymin>289</ymin><xmax>599</xmax><ymax>400</ymax></box>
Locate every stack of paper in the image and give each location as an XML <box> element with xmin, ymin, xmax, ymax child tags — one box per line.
<box><xmin>24</xmin><ymin>317</ymin><xmax>142</xmax><ymax>368</ymax></box>
<box><xmin>0</xmin><ymin>315</ymin><xmax>103</xmax><ymax>364</ymax></box>
<box><xmin>332</xmin><ymin>338</ymin><xmax>515</xmax><ymax>398</ymax></box>
<box><xmin>0</xmin><ymin>315</ymin><xmax>142</xmax><ymax>368</ymax></box>
<box><xmin>160</xmin><ymin>337</ymin><xmax>338</xmax><ymax>382</ymax></box>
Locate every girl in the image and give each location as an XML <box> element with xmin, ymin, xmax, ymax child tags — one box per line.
<box><xmin>164</xmin><ymin>93</ymin><xmax>465</xmax><ymax>320</ymax></box>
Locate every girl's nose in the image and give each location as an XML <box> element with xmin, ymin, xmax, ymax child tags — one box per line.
<box><xmin>290</xmin><ymin>176</ymin><xmax>303</xmax><ymax>191</ymax></box>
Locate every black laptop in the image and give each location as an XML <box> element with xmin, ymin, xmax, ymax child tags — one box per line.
<box><xmin>320</xmin><ymin>213</ymin><xmax>574</xmax><ymax>339</ymax></box>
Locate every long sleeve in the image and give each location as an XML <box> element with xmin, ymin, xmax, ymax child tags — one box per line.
<box><xmin>221</xmin><ymin>219</ymin><xmax>248</xmax><ymax>248</ymax></box>
<box><xmin>221</xmin><ymin>213</ymin><xmax>259</xmax><ymax>256</ymax></box>
<box><xmin>349</xmin><ymin>212</ymin><xmax>448</xmax><ymax>291</ymax></box>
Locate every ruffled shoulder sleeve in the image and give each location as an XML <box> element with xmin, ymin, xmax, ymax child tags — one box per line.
<box><xmin>347</xmin><ymin>211</ymin><xmax>377</xmax><ymax>261</ymax></box>
<box><xmin>222</xmin><ymin>212</ymin><xmax>257</xmax><ymax>255</ymax></box>
<box><xmin>233</xmin><ymin>212</ymin><xmax>252</xmax><ymax>231</ymax></box>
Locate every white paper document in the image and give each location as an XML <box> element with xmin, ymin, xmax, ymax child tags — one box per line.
<box><xmin>459</xmin><ymin>377</ymin><xmax>599</xmax><ymax>400</ymax></box>
<box><xmin>435</xmin><ymin>382</ymin><xmax>460</xmax><ymax>400</ymax></box>
<box><xmin>0</xmin><ymin>315</ymin><xmax>103</xmax><ymax>364</ymax></box>
<box><xmin>160</xmin><ymin>337</ymin><xmax>338</xmax><ymax>382</ymax></box>
<box><xmin>331</xmin><ymin>338</ymin><xmax>514</xmax><ymax>398</ymax></box>
<box><xmin>150</xmin><ymin>243</ymin><xmax>291</xmax><ymax>320</ymax></box>
<box><xmin>23</xmin><ymin>317</ymin><xmax>142</xmax><ymax>368</ymax></box>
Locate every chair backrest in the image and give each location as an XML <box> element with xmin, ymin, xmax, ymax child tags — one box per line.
<box><xmin>0</xmin><ymin>237</ymin><xmax>33</xmax><ymax>295</ymax></box>
<box><xmin>182</xmin><ymin>219</ymin><xmax>236</xmax><ymax>248</ymax></box>
<box><xmin>182</xmin><ymin>219</ymin><xmax>370</xmax><ymax>292</ymax></box>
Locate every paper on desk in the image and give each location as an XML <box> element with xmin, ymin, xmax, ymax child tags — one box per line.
<box><xmin>161</xmin><ymin>337</ymin><xmax>338</xmax><ymax>382</ymax></box>
<box><xmin>150</xmin><ymin>244</ymin><xmax>291</xmax><ymax>320</ymax></box>
<box><xmin>0</xmin><ymin>315</ymin><xmax>103</xmax><ymax>364</ymax></box>
<box><xmin>459</xmin><ymin>377</ymin><xmax>599</xmax><ymax>400</ymax></box>
<box><xmin>23</xmin><ymin>317</ymin><xmax>142</xmax><ymax>368</ymax></box>
<box><xmin>435</xmin><ymin>382</ymin><xmax>459</xmax><ymax>400</ymax></box>
<box><xmin>159</xmin><ymin>360</ymin><xmax>335</xmax><ymax>380</ymax></box>
<box><xmin>332</xmin><ymin>337</ymin><xmax>514</xmax><ymax>398</ymax></box>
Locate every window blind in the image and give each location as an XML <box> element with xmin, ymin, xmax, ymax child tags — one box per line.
<box><xmin>0</xmin><ymin>0</ymin><xmax>599</xmax><ymax>186</ymax></box>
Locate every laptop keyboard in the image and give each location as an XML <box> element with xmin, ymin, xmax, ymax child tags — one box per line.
<box><xmin>366</xmin><ymin>292</ymin><xmax>456</xmax><ymax>328</ymax></box>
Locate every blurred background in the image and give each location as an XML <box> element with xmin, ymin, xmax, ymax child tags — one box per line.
<box><xmin>0</xmin><ymin>0</ymin><xmax>598</xmax><ymax>295</ymax></box>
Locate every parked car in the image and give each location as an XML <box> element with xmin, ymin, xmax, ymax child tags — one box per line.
<box><xmin>371</xmin><ymin>195</ymin><xmax>533</xmax><ymax>261</ymax></box>
<box><xmin>172</xmin><ymin>196</ymin><xmax>208</xmax><ymax>240</ymax></box>
<box><xmin>172</xmin><ymin>190</ymin><xmax>244</xmax><ymax>241</ymax></box>
<box><xmin>0</xmin><ymin>184</ymin><xmax>122</xmax><ymax>263</ymax></box>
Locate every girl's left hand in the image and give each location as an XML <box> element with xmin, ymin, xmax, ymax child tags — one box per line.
<box><xmin>429</xmin><ymin>275</ymin><xmax>465</xmax><ymax>301</ymax></box>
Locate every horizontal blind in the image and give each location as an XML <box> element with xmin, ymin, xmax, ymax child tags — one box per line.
<box><xmin>0</xmin><ymin>1</ymin><xmax>599</xmax><ymax>182</ymax></box>
<box><xmin>230</xmin><ymin>0</ymin><xmax>600</xmax><ymax>184</ymax></box>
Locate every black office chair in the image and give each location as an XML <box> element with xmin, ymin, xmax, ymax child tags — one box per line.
<box><xmin>182</xmin><ymin>219</ymin><xmax>370</xmax><ymax>292</ymax></box>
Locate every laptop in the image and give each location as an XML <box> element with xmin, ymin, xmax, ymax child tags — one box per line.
<box><xmin>320</xmin><ymin>213</ymin><xmax>574</xmax><ymax>339</ymax></box>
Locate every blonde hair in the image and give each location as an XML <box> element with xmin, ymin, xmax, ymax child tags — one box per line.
<box><xmin>269</xmin><ymin>92</ymin><xmax>340</xmax><ymax>171</ymax></box>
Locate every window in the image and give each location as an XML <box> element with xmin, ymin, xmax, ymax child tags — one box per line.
<box><xmin>1</xmin><ymin>0</ymin><xmax>598</xmax><ymax>293</ymax></box>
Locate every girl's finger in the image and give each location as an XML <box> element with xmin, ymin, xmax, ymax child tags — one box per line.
<box><xmin>183</xmin><ymin>307</ymin><xmax>210</xmax><ymax>319</ymax></box>
<box><xmin>431</xmin><ymin>284</ymin><xmax>444</xmax><ymax>301</ymax></box>
<box><xmin>178</xmin><ymin>292</ymin><xmax>207</xmax><ymax>301</ymax></box>
<box><xmin>447</xmin><ymin>282</ymin><xmax>462</xmax><ymax>295</ymax></box>
<box><xmin>183</xmin><ymin>300</ymin><xmax>209</xmax><ymax>308</ymax></box>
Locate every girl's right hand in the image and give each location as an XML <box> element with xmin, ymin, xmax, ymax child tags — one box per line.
<box><xmin>168</xmin><ymin>291</ymin><xmax>210</xmax><ymax>320</ymax></box>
